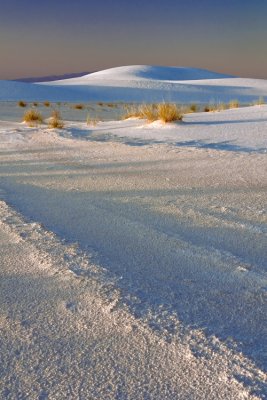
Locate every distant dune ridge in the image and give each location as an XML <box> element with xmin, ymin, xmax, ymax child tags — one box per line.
<box><xmin>52</xmin><ymin>65</ymin><xmax>233</xmax><ymax>83</ymax></box>
<box><xmin>1</xmin><ymin>65</ymin><xmax>267</xmax><ymax>102</ymax></box>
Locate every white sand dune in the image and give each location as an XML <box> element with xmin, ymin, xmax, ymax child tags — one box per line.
<box><xmin>1</xmin><ymin>65</ymin><xmax>267</xmax><ymax>102</ymax></box>
<box><xmin>51</xmin><ymin>65</ymin><xmax>232</xmax><ymax>83</ymax></box>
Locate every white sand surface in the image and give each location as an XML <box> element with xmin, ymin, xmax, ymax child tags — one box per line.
<box><xmin>0</xmin><ymin>105</ymin><xmax>266</xmax><ymax>399</ymax></box>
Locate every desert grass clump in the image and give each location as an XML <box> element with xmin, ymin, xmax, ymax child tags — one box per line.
<box><xmin>98</xmin><ymin>102</ymin><xmax>104</xmax><ymax>106</ymax></box>
<box><xmin>189</xmin><ymin>103</ymin><xmax>198</xmax><ymax>112</ymax></box>
<box><xmin>18</xmin><ymin>100</ymin><xmax>27</xmax><ymax>107</ymax></box>
<box><xmin>122</xmin><ymin>104</ymin><xmax>157</xmax><ymax>121</ymax></box>
<box><xmin>139</xmin><ymin>104</ymin><xmax>158</xmax><ymax>121</ymax></box>
<box><xmin>43</xmin><ymin>101</ymin><xmax>51</xmax><ymax>107</ymax></box>
<box><xmin>122</xmin><ymin>105</ymin><xmax>141</xmax><ymax>119</ymax></box>
<box><xmin>217</xmin><ymin>102</ymin><xmax>227</xmax><ymax>111</ymax></box>
<box><xmin>23</xmin><ymin>109</ymin><xmax>43</xmax><ymax>126</ymax></box>
<box><xmin>123</xmin><ymin>103</ymin><xmax>183</xmax><ymax>123</ymax></box>
<box><xmin>204</xmin><ymin>103</ymin><xmax>220</xmax><ymax>112</ymax></box>
<box><xmin>33</xmin><ymin>102</ymin><xmax>39</xmax><ymax>107</ymax></box>
<box><xmin>229</xmin><ymin>99</ymin><xmax>239</xmax><ymax>109</ymax></box>
<box><xmin>73</xmin><ymin>103</ymin><xmax>84</xmax><ymax>110</ymax></box>
<box><xmin>157</xmin><ymin>103</ymin><xmax>183</xmax><ymax>123</ymax></box>
<box><xmin>86</xmin><ymin>114</ymin><xmax>99</xmax><ymax>126</ymax></box>
<box><xmin>49</xmin><ymin>110</ymin><xmax>64</xmax><ymax>129</ymax></box>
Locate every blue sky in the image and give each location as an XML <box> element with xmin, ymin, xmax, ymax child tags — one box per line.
<box><xmin>0</xmin><ymin>0</ymin><xmax>266</xmax><ymax>79</ymax></box>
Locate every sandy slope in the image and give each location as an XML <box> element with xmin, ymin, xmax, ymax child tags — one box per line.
<box><xmin>70</xmin><ymin>105</ymin><xmax>267</xmax><ymax>152</ymax></box>
<box><xmin>1</xmin><ymin>201</ymin><xmax>262</xmax><ymax>400</ymax></box>
<box><xmin>0</xmin><ymin>106</ymin><xmax>266</xmax><ymax>398</ymax></box>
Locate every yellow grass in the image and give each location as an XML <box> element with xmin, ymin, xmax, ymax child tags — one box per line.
<box><xmin>123</xmin><ymin>103</ymin><xmax>183</xmax><ymax>123</ymax></box>
<box><xmin>139</xmin><ymin>104</ymin><xmax>158</xmax><ymax>121</ymax></box>
<box><xmin>229</xmin><ymin>99</ymin><xmax>239</xmax><ymax>109</ymax></box>
<box><xmin>157</xmin><ymin>103</ymin><xmax>183</xmax><ymax>122</ymax></box>
<box><xmin>23</xmin><ymin>109</ymin><xmax>43</xmax><ymax>125</ymax></box>
<box><xmin>86</xmin><ymin>114</ymin><xmax>99</xmax><ymax>126</ymax></box>
<box><xmin>49</xmin><ymin>110</ymin><xmax>64</xmax><ymax>129</ymax></box>
<box><xmin>189</xmin><ymin>103</ymin><xmax>198</xmax><ymax>112</ymax></box>
<box><xmin>217</xmin><ymin>102</ymin><xmax>227</xmax><ymax>111</ymax></box>
<box><xmin>122</xmin><ymin>105</ymin><xmax>141</xmax><ymax>119</ymax></box>
<box><xmin>43</xmin><ymin>101</ymin><xmax>51</xmax><ymax>107</ymax></box>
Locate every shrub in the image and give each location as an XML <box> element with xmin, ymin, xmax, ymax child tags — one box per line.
<box><xmin>33</xmin><ymin>102</ymin><xmax>39</xmax><ymax>107</ymax></box>
<box><xmin>18</xmin><ymin>100</ymin><xmax>27</xmax><ymax>107</ymax></box>
<box><xmin>229</xmin><ymin>99</ymin><xmax>239</xmax><ymax>109</ymax></box>
<box><xmin>43</xmin><ymin>101</ymin><xmax>50</xmax><ymax>107</ymax></box>
<box><xmin>73</xmin><ymin>103</ymin><xmax>84</xmax><ymax>110</ymax></box>
<box><xmin>23</xmin><ymin>109</ymin><xmax>43</xmax><ymax>125</ymax></box>
<box><xmin>98</xmin><ymin>102</ymin><xmax>104</xmax><ymax>106</ymax></box>
<box><xmin>49</xmin><ymin>110</ymin><xmax>64</xmax><ymax>129</ymax></box>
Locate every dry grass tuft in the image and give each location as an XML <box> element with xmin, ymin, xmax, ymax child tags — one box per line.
<box><xmin>122</xmin><ymin>105</ymin><xmax>140</xmax><ymax>119</ymax></box>
<box><xmin>123</xmin><ymin>103</ymin><xmax>183</xmax><ymax>123</ymax></box>
<box><xmin>23</xmin><ymin>109</ymin><xmax>43</xmax><ymax>125</ymax></box>
<box><xmin>157</xmin><ymin>103</ymin><xmax>182</xmax><ymax>122</ymax></box>
<box><xmin>217</xmin><ymin>102</ymin><xmax>227</xmax><ymax>111</ymax></box>
<box><xmin>204</xmin><ymin>104</ymin><xmax>217</xmax><ymax>112</ymax></box>
<box><xmin>18</xmin><ymin>100</ymin><xmax>27</xmax><ymax>107</ymax></box>
<box><xmin>139</xmin><ymin>104</ymin><xmax>158</xmax><ymax>121</ymax></box>
<box><xmin>189</xmin><ymin>103</ymin><xmax>198</xmax><ymax>112</ymax></box>
<box><xmin>86</xmin><ymin>114</ymin><xmax>99</xmax><ymax>126</ymax></box>
<box><xmin>49</xmin><ymin>110</ymin><xmax>64</xmax><ymax>129</ymax></box>
<box><xmin>43</xmin><ymin>101</ymin><xmax>51</xmax><ymax>107</ymax></box>
<box><xmin>32</xmin><ymin>102</ymin><xmax>39</xmax><ymax>107</ymax></box>
<box><xmin>229</xmin><ymin>99</ymin><xmax>239</xmax><ymax>109</ymax></box>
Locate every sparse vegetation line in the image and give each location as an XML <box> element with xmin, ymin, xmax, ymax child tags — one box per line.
<box><xmin>123</xmin><ymin>103</ymin><xmax>183</xmax><ymax>123</ymax></box>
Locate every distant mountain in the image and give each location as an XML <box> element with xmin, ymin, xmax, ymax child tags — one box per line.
<box><xmin>13</xmin><ymin>72</ymin><xmax>92</xmax><ymax>83</ymax></box>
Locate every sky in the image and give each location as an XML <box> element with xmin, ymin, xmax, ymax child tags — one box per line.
<box><xmin>0</xmin><ymin>0</ymin><xmax>267</xmax><ymax>80</ymax></box>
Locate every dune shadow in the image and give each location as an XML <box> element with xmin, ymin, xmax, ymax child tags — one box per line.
<box><xmin>184</xmin><ymin>118</ymin><xmax>267</xmax><ymax>126</ymax></box>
